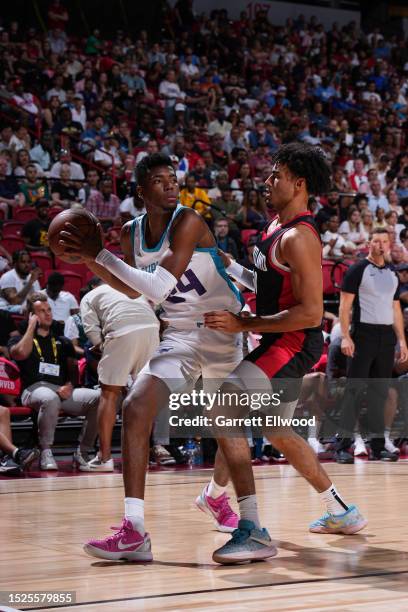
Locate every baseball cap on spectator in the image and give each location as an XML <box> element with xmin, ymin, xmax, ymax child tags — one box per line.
<box><xmin>169</xmin><ymin>155</ymin><xmax>179</xmax><ymax>163</ymax></box>
<box><xmin>74</xmin><ymin>93</ymin><xmax>83</xmax><ymax>100</ymax></box>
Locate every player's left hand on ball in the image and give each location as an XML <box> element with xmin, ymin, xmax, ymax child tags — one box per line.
<box><xmin>204</xmin><ymin>310</ymin><xmax>244</xmax><ymax>333</ymax></box>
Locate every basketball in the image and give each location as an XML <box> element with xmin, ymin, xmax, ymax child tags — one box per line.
<box><xmin>48</xmin><ymin>208</ymin><xmax>100</xmax><ymax>263</ymax></box>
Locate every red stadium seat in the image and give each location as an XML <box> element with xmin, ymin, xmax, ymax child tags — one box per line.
<box><xmin>54</xmin><ymin>257</ymin><xmax>89</xmax><ymax>280</ymax></box>
<box><xmin>1</xmin><ymin>236</ymin><xmax>25</xmax><ymax>253</ymax></box>
<box><xmin>322</xmin><ymin>260</ymin><xmax>350</xmax><ymax>309</ymax></box>
<box><xmin>241</xmin><ymin>230</ymin><xmax>258</xmax><ymax>248</ymax></box>
<box><xmin>8</xmin><ymin>406</ymin><xmax>33</xmax><ymax>416</ymax></box>
<box><xmin>3</xmin><ymin>221</ymin><xmax>24</xmax><ymax>237</ymax></box>
<box><xmin>13</xmin><ymin>207</ymin><xmax>37</xmax><ymax>222</ymax></box>
<box><xmin>244</xmin><ymin>292</ymin><xmax>257</xmax><ymax>313</ymax></box>
<box><xmin>48</xmin><ymin>206</ymin><xmax>63</xmax><ymax>220</ymax></box>
<box><xmin>105</xmin><ymin>241</ymin><xmax>122</xmax><ymax>255</ymax></box>
<box><xmin>31</xmin><ymin>252</ymin><xmax>54</xmax><ymax>285</ymax></box>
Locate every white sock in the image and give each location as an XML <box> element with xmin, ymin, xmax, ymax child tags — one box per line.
<box><xmin>237</xmin><ymin>494</ymin><xmax>260</xmax><ymax>528</ymax></box>
<box><xmin>124</xmin><ymin>497</ymin><xmax>145</xmax><ymax>534</ymax></box>
<box><xmin>207</xmin><ymin>477</ymin><xmax>227</xmax><ymax>499</ymax></box>
<box><xmin>384</xmin><ymin>428</ymin><xmax>391</xmax><ymax>440</ymax></box>
<box><xmin>320</xmin><ymin>484</ymin><xmax>349</xmax><ymax>516</ymax></box>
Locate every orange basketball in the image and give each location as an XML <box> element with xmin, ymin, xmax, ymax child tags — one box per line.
<box><xmin>48</xmin><ymin>208</ymin><xmax>99</xmax><ymax>263</ymax></box>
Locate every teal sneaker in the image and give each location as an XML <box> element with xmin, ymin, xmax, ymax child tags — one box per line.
<box><xmin>309</xmin><ymin>505</ymin><xmax>367</xmax><ymax>534</ymax></box>
<box><xmin>212</xmin><ymin>519</ymin><xmax>277</xmax><ymax>564</ymax></box>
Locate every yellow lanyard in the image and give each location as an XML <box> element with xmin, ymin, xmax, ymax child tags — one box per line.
<box><xmin>33</xmin><ymin>337</ymin><xmax>58</xmax><ymax>364</ymax></box>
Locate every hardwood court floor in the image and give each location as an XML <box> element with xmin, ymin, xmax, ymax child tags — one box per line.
<box><xmin>1</xmin><ymin>461</ymin><xmax>408</xmax><ymax>611</ymax></box>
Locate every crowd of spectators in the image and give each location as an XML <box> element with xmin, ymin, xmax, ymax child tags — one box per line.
<box><xmin>0</xmin><ymin>1</ymin><xmax>408</xmax><ymax>473</ymax></box>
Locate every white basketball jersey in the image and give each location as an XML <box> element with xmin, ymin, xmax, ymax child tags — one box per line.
<box><xmin>131</xmin><ymin>205</ymin><xmax>244</xmax><ymax>328</ymax></box>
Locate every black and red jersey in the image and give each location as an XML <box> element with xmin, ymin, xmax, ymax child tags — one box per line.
<box><xmin>252</xmin><ymin>212</ymin><xmax>321</xmax><ymax>323</ymax></box>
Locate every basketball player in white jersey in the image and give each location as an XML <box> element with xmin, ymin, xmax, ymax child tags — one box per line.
<box><xmin>60</xmin><ymin>153</ymin><xmax>258</xmax><ymax>561</ymax></box>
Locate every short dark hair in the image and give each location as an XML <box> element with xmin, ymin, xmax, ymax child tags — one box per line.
<box><xmin>136</xmin><ymin>153</ymin><xmax>173</xmax><ymax>187</ymax></box>
<box><xmin>47</xmin><ymin>272</ymin><xmax>64</xmax><ymax>287</ymax></box>
<box><xmin>12</xmin><ymin>249</ymin><xmax>30</xmax><ymax>265</ymax></box>
<box><xmin>271</xmin><ymin>143</ymin><xmax>331</xmax><ymax>196</ymax></box>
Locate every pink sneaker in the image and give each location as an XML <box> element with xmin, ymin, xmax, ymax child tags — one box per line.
<box><xmin>83</xmin><ymin>519</ymin><xmax>153</xmax><ymax>561</ymax></box>
<box><xmin>195</xmin><ymin>486</ymin><xmax>238</xmax><ymax>533</ymax></box>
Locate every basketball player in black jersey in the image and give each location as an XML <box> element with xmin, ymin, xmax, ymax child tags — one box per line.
<box><xmin>205</xmin><ymin>143</ymin><xmax>367</xmax><ymax>564</ymax></box>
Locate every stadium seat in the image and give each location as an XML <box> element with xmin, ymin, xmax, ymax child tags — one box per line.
<box><xmin>244</xmin><ymin>292</ymin><xmax>257</xmax><ymax>313</ymax></box>
<box><xmin>1</xmin><ymin>236</ymin><xmax>25</xmax><ymax>253</ymax></box>
<box><xmin>31</xmin><ymin>252</ymin><xmax>54</xmax><ymax>285</ymax></box>
<box><xmin>322</xmin><ymin>260</ymin><xmax>349</xmax><ymax>308</ymax></box>
<box><xmin>48</xmin><ymin>206</ymin><xmax>63</xmax><ymax>220</ymax></box>
<box><xmin>241</xmin><ymin>229</ymin><xmax>258</xmax><ymax>248</ymax></box>
<box><xmin>54</xmin><ymin>257</ymin><xmax>89</xmax><ymax>280</ymax></box>
<box><xmin>13</xmin><ymin>207</ymin><xmax>37</xmax><ymax>222</ymax></box>
<box><xmin>3</xmin><ymin>221</ymin><xmax>24</xmax><ymax>237</ymax></box>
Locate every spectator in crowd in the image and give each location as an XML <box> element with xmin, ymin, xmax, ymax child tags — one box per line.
<box><xmin>240</xmin><ymin>188</ymin><xmax>267</xmax><ymax>230</ymax></box>
<box><xmin>212</xmin><ymin>187</ymin><xmax>241</xmax><ymax>239</ymax></box>
<box><xmin>42</xmin><ymin>272</ymin><xmax>79</xmax><ymax>326</ymax></box>
<box><xmin>322</xmin><ymin>215</ymin><xmax>355</xmax><ymax>258</ymax></box>
<box><xmin>368</xmin><ymin>181</ymin><xmax>389</xmax><ymax>213</ymax></box>
<box><xmin>338</xmin><ymin>207</ymin><xmax>366</xmax><ymax>249</ymax></box>
<box><xmin>21</xmin><ymin>198</ymin><xmax>51</xmax><ymax>251</ymax></box>
<box><xmin>50</xmin><ymin>149</ymin><xmax>85</xmax><ymax>181</ymax></box>
<box><xmin>30</xmin><ymin>132</ymin><xmax>56</xmax><ymax>172</ymax></box>
<box><xmin>78</xmin><ymin>168</ymin><xmax>100</xmax><ymax>206</ymax></box>
<box><xmin>119</xmin><ymin>193</ymin><xmax>146</xmax><ymax>222</ymax></box>
<box><xmin>18</xmin><ymin>164</ymin><xmax>49</xmax><ymax>206</ymax></box>
<box><xmin>94</xmin><ymin>134</ymin><xmax>122</xmax><ymax>169</ymax></box>
<box><xmin>361</xmin><ymin>210</ymin><xmax>374</xmax><ymax>240</ymax></box>
<box><xmin>395</xmin><ymin>264</ymin><xmax>408</xmax><ymax>307</ymax></box>
<box><xmin>14</xmin><ymin>148</ymin><xmax>43</xmax><ymax>178</ymax></box>
<box><xmin>9</xmin><ymin>293</ymin><xmax>99</xmax><ymax>471</ymax></box>
<box><xmin>179</xmin><ymin>173</ymin><xmax>211</xmax><ymax>218</ymax></box>
<box><xmin>213</xmin><ymin>218</ymin><xmax>239</xmax><ymax>261</ymax></box>
<box><xmin>51</xmin><ymin>163</ymin><xmax>79</xmax><ymax>207</ymax></box>
<box><xmin>80</xmin><ymin>280</ymin><xmax>159</xmax><ymax>470</ymax></box>
<box><xmin>0</xmin><ymin>405</ymin><xmax>39</xmax><ymax>475</ymax></box>
<box><xmin>373</xmin><ymin>207</ymin><xmax>387</xmax><ymax>230</ymax></box>
<box><xmin>0</xmin><ymin>155</ymin><xmax>18</xmax><ymax>218</ymax></box>
<box><xmin>0</xmin><ymin>250</ymin><xmax>42</xmax><ymax>313</ymax></box>
<box><xmin>85</xmin><ymin>177</ymin><xmax>120</xmax><ymax>225</ymax></box>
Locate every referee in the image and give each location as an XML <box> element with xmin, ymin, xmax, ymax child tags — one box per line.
<box><xmin>335</xmin><ymin>228</ymin><xmax>408</xmax><ymax>462</ymax></box>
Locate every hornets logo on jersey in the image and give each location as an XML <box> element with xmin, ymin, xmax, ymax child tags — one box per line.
<box><xmin>130</xmin><ymin>205</ymin><xmax>244</xmax><ymax>328</ymax></box>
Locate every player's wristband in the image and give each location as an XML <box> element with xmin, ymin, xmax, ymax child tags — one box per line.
<box><xmin>227</xmin><ymin>261</ymin><xmax>255</xmax><ymax>291</ymax></box>
<box><xmin>95</xmin><ymin>249</ymin><xmax>177</xmax><ymax>303</ymax></box>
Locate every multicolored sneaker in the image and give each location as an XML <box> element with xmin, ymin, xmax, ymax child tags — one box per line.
<box><xmin>83</xmin><ymin>519</ymin><xmax>153</xmax><ymax>561</ymax></box>
<box><xmin>309</xmin><ymin>505</ymin><xmax>367</xmax><ymax>534</ymax></box>
<box><xmin>195</xmin><ymin>485</ymin><xmax>238</xmax><ymax>532</ymax></box>
<box><xmin>212</xmin><ymin>519</ymin><xmax>277</xmax><ymax>564</ymax></box>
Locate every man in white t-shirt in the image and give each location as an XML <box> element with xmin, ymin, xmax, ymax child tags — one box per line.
<box><xmin>322</xmin><ymin>216</ymin><xmax>355</xmax><ymax>258</ymax></box>
<box><xmin>119</xmin><ymin>195</ymin><xmax>146</xmax><ymax>221</ymax></box>
<box><xmin>50</xmin><ymin>150</ymin><xmax>85</xmax><ymax>181</ymax></box>
<box><xmin>0</xmin><ymin>250</ymin><xmax>42</xmax><ymax>313</ymax></box>
<box><xmin>42</xmin><ymin>272</ymin><xmax>79</xmax><ymax>323</ymax></box>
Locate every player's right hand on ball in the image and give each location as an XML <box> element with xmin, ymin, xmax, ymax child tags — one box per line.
<box><xmin>59</xmin><ymin>222</ymin><xmax>104</xmax><ymax>261</ymax></box>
